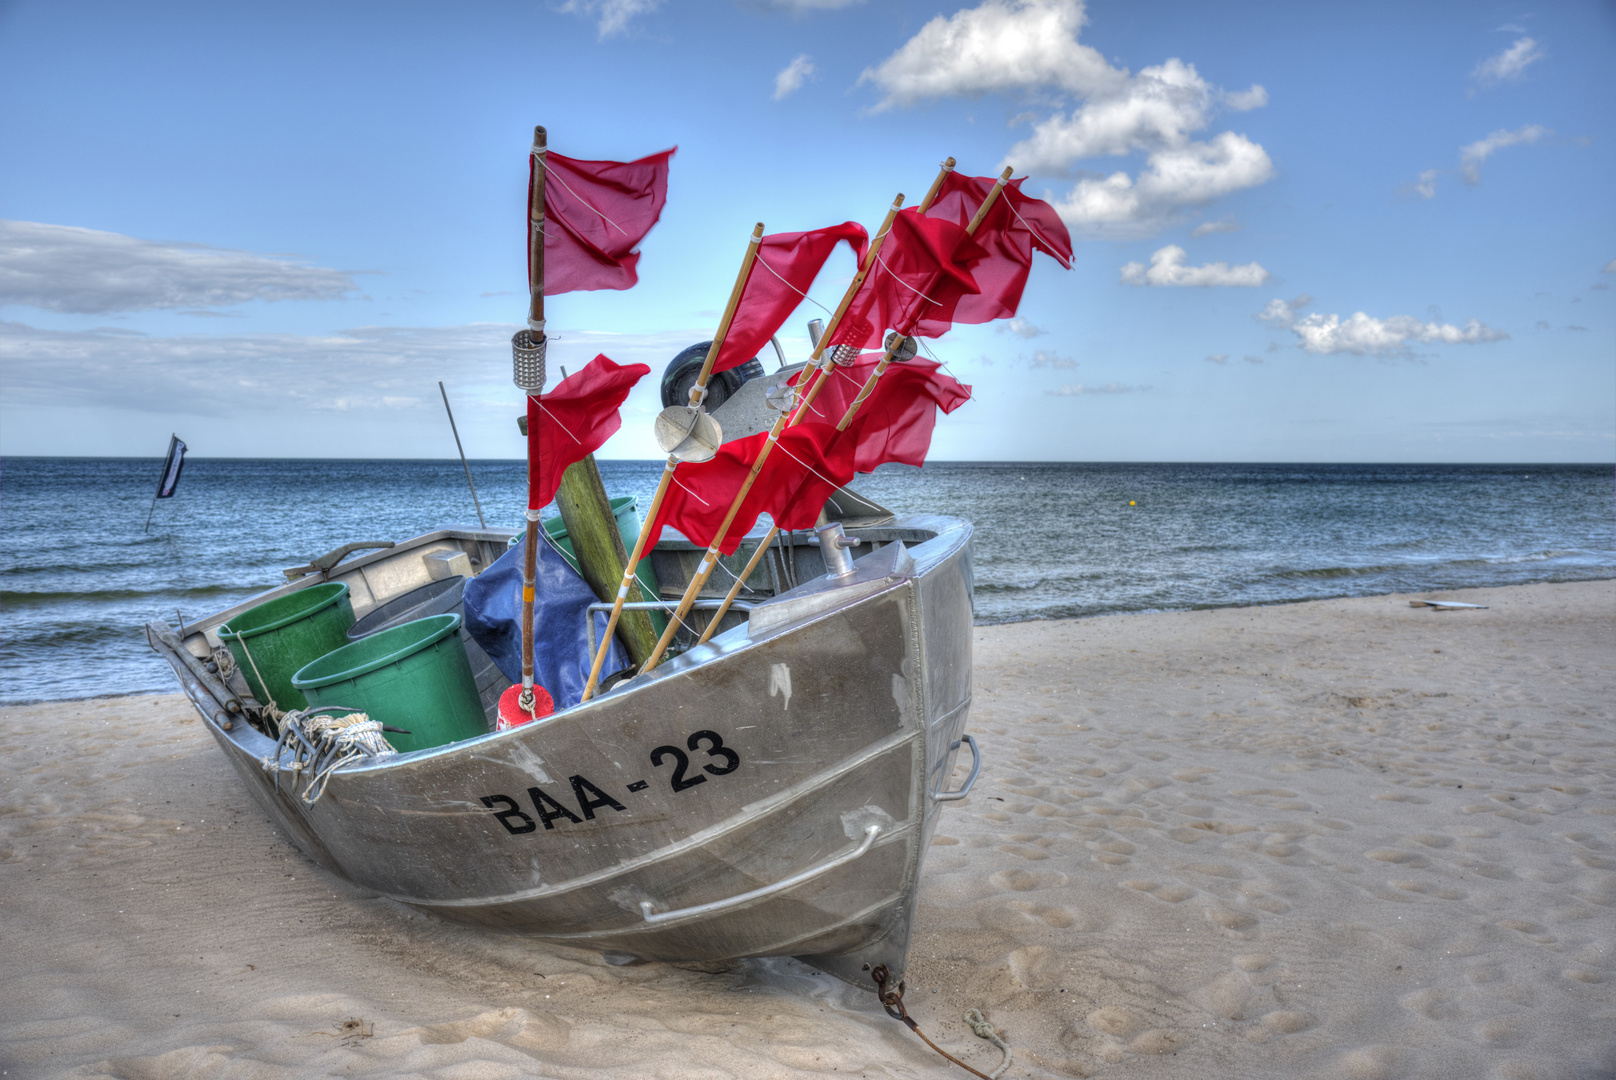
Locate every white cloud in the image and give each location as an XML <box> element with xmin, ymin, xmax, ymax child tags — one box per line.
<box><xmin>858</xmin><ymin>0</ymin><xmax>1121</xmax><ymax>111</ymax></box>
<box><xmin>1190</xmin><ymin>216</ymin><xmax>1241</xmax><ymax>237</ymax></box>
<box><xmin>1472</xmin><ymin>37</ymin><xmax>1545</xmax><ymax>87</ymax></box>
<box><xmin>1257</xmin><ymin>294</ymin><xmax>1312</xmax><ymax>326</ymax></box>
<box><xmin>1120</xmin><ymin>244</ymin><xmax>1269</xmax><ymax>287</ymax></box>
<box><xmin>0</xmin><ymin>220</ymin><xmax>356</xmax><ymax>314</ymax></box>
<box><xmin>1046</xmin><ymin>131</ymin><xmax>1274</xmax><ymax>237</ymax></box>
<box><xmin>561</xmin><ymin>0</ymin><xmax>660</xmax><ymax>38</ymax></box>
<box><xmin>1222</xmin><ymin>85</ymin><xmax>1268</xmax><ymax>111</ymax></box>
<box><xmin>1000</xmin><ymin>316</ymin><xmax>1046</xmax><ymax>338</ymax></box>
<box><xmin>755</xmin><ymin>0</ymin><xmax>863</xmax><ymax>8</ymax></box>
<box><xmin>1006</xmin><ymin>58</ymin><xmax>1215</xmax><ymax>169</ymax></box>
<box><xmin>1603</xmin><ymin>259</ymin><xmax>1615</xmax><ymax>274</ymax></box>
<box><xmin>1459</xmin><ymin>124</ymin><xmax>1548</xmax><ymax>185</ymax></box>
<box><xmin>1204</xmin><ymin>353</ymin><xmax>1228</xmax><ymax>364</ymax></box>
<box><xmin>774</xmin><ymin>54</ymin><xmax>816</xmax><ymax>100</ymax></box>
<box><xmin>861</xmin><ymin>0</ymin><xmax>1272</xmax><ymax>237</ymax></box>
<box><xmin>0</xmin><ymin>319</ymin><xmax>696</xmax><ymax>416</ymax></box>
<box><xmin>1401</xmin><ymin>169</ymin><xmax>1439</xmax><ymax>200</ymax></box>
<box><xmin>1256</xmin><ymin>297</ymin><xmax>1507</xmax><ymax>356</ymax></box>
<box><xmin>1243</xmin><ymin>354</ymin><xmax>1263</xmax><ymax>364</ymax></box>
<box><xmin>1045</xmin><ymin>381</ymin><xmax>1145</xmax><ymax>396</ymax></box>
<box><xmin>1029</xmin><ymin>348</ymin><xmax>1077</xmax><ymax>369</ymax></box>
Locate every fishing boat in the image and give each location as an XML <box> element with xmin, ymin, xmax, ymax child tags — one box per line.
<box><xmin>146</xmin><ymin>494</ymin><xmax>978</xmax><ymax>989</ymax></box>
<box><xmin>141</xmin><ymin>126</ymin><xmax>1077</xmax><ymax>1009</ymax></box>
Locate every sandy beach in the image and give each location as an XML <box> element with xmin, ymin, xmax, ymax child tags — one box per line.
<box><xmin>2</xmin><ymin>579</ymin><xmax>1611</xmax><ymax>1080</ymax></box>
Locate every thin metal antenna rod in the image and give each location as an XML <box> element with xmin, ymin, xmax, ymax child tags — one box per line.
<box><xmin>439</xmin><ymin>381</ymin><xmax>487</xmax><ymax>530</ymax></box>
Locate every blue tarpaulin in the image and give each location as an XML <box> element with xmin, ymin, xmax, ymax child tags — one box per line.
<box><xmin>462</xmin><ymin>533</ymin><xmax>625</xmax><ymax>709</ymax></box>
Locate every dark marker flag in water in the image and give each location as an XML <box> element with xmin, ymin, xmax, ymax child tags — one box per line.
<box><xmin>916</xmin><ymin>172</ymin><xmax>1073</xmax><ymax>336</ymax></box>
<box><xmin>709</xmin><ymin>222</ymin><xmax>869</xmax><ymax>374</ymax></box>
<box><xmin>527</xmin><ymin>355</ymin><xmax>650</xmax><ymax>510</ymax></box>
<box><xmin>155</xmin><ymin>435</ymin><xmax>187</xmax><ymax>497</ymax></box>
<box><xmin>644</xmin><ymin>422</ymin><xmax>857</xmax><ymax>556</ymax></box>
<box><xmin>536</xmin><ymin>148</ymin><xmax>675</xmax><ymax>295</ymax></box>
<box><xmin>825</xmin><ymin>210</ymin><xmax>983</xmax><ymax>350</ymax></box>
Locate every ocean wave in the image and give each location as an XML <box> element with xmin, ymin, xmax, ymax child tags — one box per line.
<box><xmin>0</xmin><ymin>584</ymin><xmax>254</xmax><ymax>607</ymax></box>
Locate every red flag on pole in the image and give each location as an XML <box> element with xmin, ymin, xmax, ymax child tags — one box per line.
<box><xmin>528</xmin><ymin>354</ymin><xmax>650</xmax><ymax>510</ymax></box>
<box><xmin>825</xmin><ymin>210</ymin><xmax>983</xmax><ymax>351</ymax></box>
<box><xmin>790</xmin><ymin>353</ymin><xmax>971</xmax><ymax>472</ymax></box>
<box><xmin>710</xmin><ymin>222</ymin><xmax>868</xmax><ymax>374</ymax></box>
<box><xmin>537</xmin><ymin>149</ymin><xmax>675</xmax><ymax>295</ymax></box>
<box><xmin>643</xmin><ymin>422</ymin><xmax>857</xmax><ymax>556</ymax></box>
<box><xmin>915</xmin><ymin>172</ymin><xmax>1073</xmax><ymax>336</ymax></box>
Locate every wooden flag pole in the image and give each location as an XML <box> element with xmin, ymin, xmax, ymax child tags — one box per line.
<box><xmin>692</xmin><ymin>160</ymin><xmax>976</xmax><ymax>643</ymax></box>
<box><xmin>577</xmin><ymin>222</ymin><xmax>766</xmax><ymax>701</ymax></box>
<box><xmin>637</xmin><ymin>180</ymin><xmax>942</xmax><ymax>673</ymax></box>
<box><xmin>518</xmin><ymin>124</ymin><xmax>548</xmax><ymax>718</ymax></box>
<box><xmin>832</xmin><ymin>167</ymin><xmax>1012</xmax><ymax>434</ymax></box>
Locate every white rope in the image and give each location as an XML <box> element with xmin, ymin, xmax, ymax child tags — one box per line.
<box><xmin>537</xmin><ymin>402</ymin><xmax>583</xmax><ymax>445</ymax></box>
<box><xmin>545</xmin><ymin>165</ymin><xmax>631</xmax><ymax>236</ymax></box>
<box><xmin>769</xmin><ymin>437</ymin><xmax>840</xmax><ymax>491</ymax></box>
<box><xmin>915</xmin><ymin>337</ymin><xmax>977</xmax><ymax>401</ymax></box>
<box><xmin>670</xmin><ymin>473</ymin><xmax>712</xmax><ymax>506</ymax></box>
<box><xmin>751</xmin><ymin>250</ymin><xmax>835</xmax><ymax>317</ymax></box>
<box><xmin>873</xmin><ymin>251</ymin><xmax>943</xmax><ymax>307</ymax></box>
<box><xmin>260</xmin><ymin>709</ymin><xmax>397</xmax><ymax>806</ymax></box>
<box><xmin>1002</xmin><ymin>194</ymin><xmax>1072</xmax><ymax>270</ymax></box>
<box><xmin>964</xmin><ymin>1009</ymin><xmax>1012</xmax><ymax>1079</ymax></box>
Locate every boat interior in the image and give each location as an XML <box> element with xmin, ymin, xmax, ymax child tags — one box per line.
<box><xmin>158</xmin><ymin>485</ymin><xmax>965</xmax><ymax>745</ymax></box>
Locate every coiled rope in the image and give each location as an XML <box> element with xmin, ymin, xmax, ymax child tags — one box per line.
<box><xmin>259</xmin><ymin>707</ymin><xmax>396</xmax><ymax>806</ymax></box>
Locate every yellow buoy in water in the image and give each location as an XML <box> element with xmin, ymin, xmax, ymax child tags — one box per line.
<box><xmin>1129</xmin><ymin>500</ymin><xmax>1136</xmax><ymax>506</ymax></box>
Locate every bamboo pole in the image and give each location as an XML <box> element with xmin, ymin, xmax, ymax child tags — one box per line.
<box><xmin>577</xmin><ymin>222</ymin><xmax>765</xmax><ymax>701</ymax></box>
<box><xmin>692</xmin><ymin>164</ymin><xmax>1007</xmax><ymax>644</ymax></box>
<box><xmin>636</xmin><ymin>181</ymin><xmax>943</xmax><ymax>674</ymax></box>
<box><xmin>518</xmin><ymin>125</ymin><xmax>547</xmax><ymax>717</ymax></box>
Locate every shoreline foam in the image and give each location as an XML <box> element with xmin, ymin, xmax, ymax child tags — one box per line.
<box><xmin>3</xmin><ymin>580</ymin><xmax>1612</xmax><ymax>1078</ymax></box>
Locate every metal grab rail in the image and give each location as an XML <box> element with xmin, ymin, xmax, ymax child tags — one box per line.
<box><xmin>930</xmin><ymin>734</ymin><xmax>981</xmax><ymax>802</ymax></box>
<box><xmin>638</xmin><ymin>823</ymin><xmax>882</xmax><ymax>925</ymax></box>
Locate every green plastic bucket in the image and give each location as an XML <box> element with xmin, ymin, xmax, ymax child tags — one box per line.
<box><xmin>290</xmin><ymin>613</ymin><xmax>486</xmax><ymax>753</ymax></box>
<box><xmin>219</xmin><ymin>582</ymin><xmax>354</xmax><ymax>713</ymax></box>
<box><xmin>540</xmin><ymin>495</ymin><xmax>667</xmax><ymax>636</ymax></box>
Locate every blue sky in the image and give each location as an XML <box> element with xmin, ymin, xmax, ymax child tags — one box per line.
<box><xmin>1</xmin><ymin>0</ymin><xmax>1611</xmax><ymax>462</ymax></box>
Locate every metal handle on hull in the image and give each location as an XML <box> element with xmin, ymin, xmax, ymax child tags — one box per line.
<box><xmin>638</xmin><ymin>823</ymin><xmax>882</xmax><ymax>925</ymax></box>
<box><xmin>931</xmin><ymin>734</ymin><xmax>981</xmax><ymax>803</ymax></box>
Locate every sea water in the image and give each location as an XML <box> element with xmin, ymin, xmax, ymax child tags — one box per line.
<box><xmin>1</xmin><ymin>457</ymin><xmax>1610</xmax><ymax>704</ymax></box>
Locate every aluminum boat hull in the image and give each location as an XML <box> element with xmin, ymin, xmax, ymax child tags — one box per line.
<box><xmin>151</xmin><ymin>515</ymin><xmax>977</xmax><ymax>989</ymax></box>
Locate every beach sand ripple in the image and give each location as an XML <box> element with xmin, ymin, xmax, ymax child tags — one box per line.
<box><xmin>2</xmin><ymin>581</ymin><xmax>1612</xmax><ymax>1078</ymax></box>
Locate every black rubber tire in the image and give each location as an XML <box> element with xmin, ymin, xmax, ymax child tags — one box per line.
<box><xmin>659</xmin><ymin>341</ymin><xmax>766</xmax><ymax>410</ymax></box>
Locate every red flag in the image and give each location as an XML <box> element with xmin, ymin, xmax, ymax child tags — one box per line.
<box><xmin>916</xmin><ymin>173</ymin><xmax>1073</xmax><ymax>336</ymax></box>
<box><xmin>791</xmin><ymin>354</ymin><xmax>971</xmax><ymax>472</ymax></box>
<box><xmin>644</xmin><ymin>422</ymin><xmax>856</xmax><ymax>556</ymax></box>
<box><xmin>826</xmin><ymin>210</ymin><xmax>983</xmax><ymax>351</ymax></box>
<box><xmin>536</xmin><ymin>148</ymin><xmax>675</xmax><ymax>295</ymax></box>
<box><xmin>711</xmin><ymin>222</ymin><xmax>868</xmax><ymax>374</ymax></box>
<box><xmin>528</xmin><ymin>354</ymin><xmax>650</xmax><ymax>510</ymax></box>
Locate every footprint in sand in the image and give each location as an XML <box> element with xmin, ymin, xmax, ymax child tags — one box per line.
<box><xmin>1121</xmin><ymin>879</ymin><xmax>1195</xmax><ymax>903</ymax></box>
<box><xmin>990</xmin><ymin>868</ymin><xmax>1068</xmax><ymax>892</ymax></box>
<box><xmin>1204</xmin><ymin>908</ymin><xmax>1259</xmax><ymax>933</ymax></box>
<box><xmin>1335</xmin><ymin>1043</ymin><xmax>1418</xmax><ymax>1080</ymax></box>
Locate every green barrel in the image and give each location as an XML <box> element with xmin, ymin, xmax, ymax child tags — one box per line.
<box><xmin>291</xmin><ymin>613</ymin><xmax>486</xmax><ymax>753</ymax></box>
<box><xmin>541</xmin><ymin>495</ymin><xmax>667</xmax><ymax>636</ymax></box>
<box><xmin>219</xmin><ymin>582</ymin><xmax>354</xmax><ymax>713</ymax></box>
